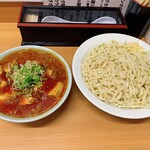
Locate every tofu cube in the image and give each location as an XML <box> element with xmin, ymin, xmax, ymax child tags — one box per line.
<box><xmin>48</xmin><ymin>82</ymin><xmax>63</xmax><ymax>98</ymax></box>
<box><xmin>0</xmin><ymin>80</ymin><xmax>7</xmax><ymax>88</ymax></box>
<box><xmin>0</xmin><ymin>93</ymin><xmax>9</xmax><ymax>102</ymax></box>
<box><xmin>19</xmin><ymin>96</ymin><xmax>35</xmax><ymax>105</ymax></box>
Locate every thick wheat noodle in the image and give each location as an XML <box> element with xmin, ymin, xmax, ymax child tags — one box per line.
<box><xmin>81</xmin><ymin>41</ymin><xmax>150</xmax><ymax>108</ymax></box>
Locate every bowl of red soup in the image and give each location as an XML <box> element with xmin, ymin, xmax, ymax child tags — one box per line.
<box><xmin>0</xmin><ymin>45</ymin><xmax>72</xmax><ymax>123</ymax></box>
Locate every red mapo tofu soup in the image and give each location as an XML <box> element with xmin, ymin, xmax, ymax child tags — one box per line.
<box><xmin>0</xmin><ymin>49</ymin><xmax>68</xmax><ymax>118</ymax></box>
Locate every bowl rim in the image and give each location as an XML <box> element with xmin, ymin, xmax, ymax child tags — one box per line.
<box><xmin>72</xmin><ymin>33</ymin><xmax>150</xmax><ymax>119</ymax></box>
<box><xmin>0</xmin><ymin>45</ymin><xmax>72</xmax><ymax>123</ymax></box>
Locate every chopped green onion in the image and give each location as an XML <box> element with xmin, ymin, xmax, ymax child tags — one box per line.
<box><xmin>7</xmin><ymin>60</ymin><xmax>46</xmax><ymax>95</ymax></box>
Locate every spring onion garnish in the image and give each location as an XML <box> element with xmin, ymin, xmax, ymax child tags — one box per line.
<box><xmin>7</xmin><ymin>60</ymin><xmax>46</xmax><ymax>95</ymax></box>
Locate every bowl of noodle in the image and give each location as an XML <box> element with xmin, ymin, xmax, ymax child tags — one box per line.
<box><xmin>72</xmin><ymin>33</ymin><xmax>150</xmax><ymax>119</ymax></box>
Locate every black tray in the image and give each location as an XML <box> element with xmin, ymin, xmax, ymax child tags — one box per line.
<box><xmin>18</xmin><ymin>5</ymin><xmax>127</xmax><ymax>46</ymax></box>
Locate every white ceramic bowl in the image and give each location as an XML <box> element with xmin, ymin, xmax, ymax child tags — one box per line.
<box><xmin>72</xmin><ymin>33</ymin><xmax>150</xmax><ymax>119</ymax></box>
<box><xmin>0</xmin><ymin>45</ymin><xmax>72</xmax><ymax>123</ymax></box>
